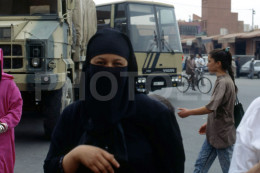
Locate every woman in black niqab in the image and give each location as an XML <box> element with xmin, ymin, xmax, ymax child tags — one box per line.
<box><xmin>81</xmin><ymin>28</ymin><xmax>137</xmax><ymax>167</ymax></box>
<box><xmin>44</xmin><ymin>28</ymin><xmax>185</xmax><ymax>173</ymax></box>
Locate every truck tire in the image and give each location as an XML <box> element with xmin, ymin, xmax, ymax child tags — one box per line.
<box><xmin>43</xmin><ymin>77</ymin><xmax>74</xmax><ymax>138</ymax></box>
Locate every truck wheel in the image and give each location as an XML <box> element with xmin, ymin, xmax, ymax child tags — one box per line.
<box><xmin>43</xmin><ymin>77</ymin><xmax>74</xmax><ymax>138</ymax></box>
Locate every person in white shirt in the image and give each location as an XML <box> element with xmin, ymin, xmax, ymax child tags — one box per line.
<box><xmin>229</xmin><ymin>97</ymin><xmax>260</xmax><ymax>173</ymax></box>
<box><xmin>195</xmin><ymin>54</ymin><xmax>205</xmax><ymax>82</ymax></box>
<box><xmin>195</xmin><ymin>54</ymin><xmax>205</xmax><ymax>69</ymax></box>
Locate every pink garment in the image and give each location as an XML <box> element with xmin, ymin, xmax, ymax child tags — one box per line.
<box><xmin>0</xmin><ymin>48</ymin><xmax>23</xmax><ymax>173</ymax></box>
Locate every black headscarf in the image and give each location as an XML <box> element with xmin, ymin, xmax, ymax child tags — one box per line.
<box><xmin>84</xmin><ymin>28</ymin><xmax>137</xmax><ymax>72</ymax></box>
<box><xmin>80</xmin><ymin>28</ymin><xmax>138</xmax><ymax>165</ymax></box>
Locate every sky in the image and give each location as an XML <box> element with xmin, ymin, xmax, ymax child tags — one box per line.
<box><xmin>93</xmin><ymin>0</ymin><xmax>260</xmax><ymax>28</ymax></box>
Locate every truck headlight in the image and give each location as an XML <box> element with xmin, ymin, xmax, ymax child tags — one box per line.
<box><xmin>28</xmin><ymin>43</ymin><xmax>44</xmax><ymax>68</ymax></box>
<box><xmin>31</xmin><ymin>58</ymin><xmax>41</xmax><ymax>68</ymax></box>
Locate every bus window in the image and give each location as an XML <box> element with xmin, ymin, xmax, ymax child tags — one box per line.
<box><xmin>114</xmin><ymin>3</ymin><xmax>127</xmax><ymax>34</ymax></box>
<box><xmin>128</xmin><ymin>4</ymin><xmax>159</xmax><ymax>52</ymax></box>
<box><xmin>156</xmin><ymin>6</ymin><xmax>182</xmax><ymax>53</ymax></box>
<box><xmin>97</xmin><ymin>5</ymin><xmax>111</xmax><ymax>30</ymax></box>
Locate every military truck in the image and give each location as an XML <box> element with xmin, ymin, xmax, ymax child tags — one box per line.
<box><xmin>0</xmin><ymin>0</ymin><xmax>97</xmax><ymax>137</ymax></box>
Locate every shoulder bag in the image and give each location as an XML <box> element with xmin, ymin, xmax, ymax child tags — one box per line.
<box><xmin>234</xmin><ymin>95</ymin><xmax>244</xmax><ymax>128</ymax></box>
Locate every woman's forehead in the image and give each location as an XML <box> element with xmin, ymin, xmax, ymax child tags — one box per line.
<box><xmin>92</xmin><ymin>54</ymin><xmax>127</xmax><ymax>60</ymax></box>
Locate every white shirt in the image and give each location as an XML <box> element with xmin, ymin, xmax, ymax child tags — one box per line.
<box><xmin>229</xmin><ymin>97</ymin><xmax>260</xmax><ymax>173</ymax></box>
<box><xmin>195</xmin><ymin>57</ymin><xmax>205</xmax><ymax>68</ymax></box>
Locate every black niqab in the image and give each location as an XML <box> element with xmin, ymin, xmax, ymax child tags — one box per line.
<box><xmin>81</xmin><ymin>28</ymin><xmax>137</xmax><ymax>165</ymax></box>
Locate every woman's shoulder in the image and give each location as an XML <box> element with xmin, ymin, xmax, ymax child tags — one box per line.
<box><xmin>148</xmin><ymin>94</ymin><xmax>174</xmax><ymax>112</ymax></box>
<box><xmin>60</xmin><ymin>100</ymin><xmax>86</xmax><ymax>121</ymax></box>
<box><xmin>0</xmin><ymin>78</ymin><xmax>18</xmax><ymax>92</ymax></box>
<box><xmin>219</xmin><ymin>74</ymin><xmax>233</xmax><ymax>81</ymax></box>
<box><xmin>216</xmin><ymin>74</ymin><xmax>233</xmax><ymax>87</ymax></box>
<box><xmin>135</xmin><ymin>93</ymin><xmax>172</xmax><ymax>113</ymax></box>
<box><xmin>0</xmin><ymin>77</ymin><xmax>14</xmax><ymax>85</ymax></box>
<box><xmin>124</xmin><ymin>94</ymin><xmax>175</xmax><ymax>130</ymax></box>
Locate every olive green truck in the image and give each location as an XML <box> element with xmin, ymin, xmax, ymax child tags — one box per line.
<box><xmin>0</xmin><ymin>0</ymin><xmax>97</xmax><ymax>137</ymax></box>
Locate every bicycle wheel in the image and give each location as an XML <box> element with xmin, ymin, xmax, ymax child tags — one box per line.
<box><xmin>177</xmin><ymin>76</ymin><xmax>190</xmax><ymax>93</ymax></box>
<box><xmin>197</xmin><ymin>77</ymin><xmax>212</xmax><ymax>94</ymax></box>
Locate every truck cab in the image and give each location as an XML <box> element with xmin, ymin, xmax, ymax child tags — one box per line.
<box><xmin>0</xmin><ymin>0</ymin><xmax>97</xmax><ymax>137</ymax></box>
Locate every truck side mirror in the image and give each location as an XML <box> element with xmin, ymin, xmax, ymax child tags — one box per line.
<box><xmin>67</xmin><ymin>0</ymin><xmax>75</xmax><ymax>10</ymax></box>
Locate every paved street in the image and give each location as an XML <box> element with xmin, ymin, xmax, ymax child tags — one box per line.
<box><xmin>14</xmin><ymin>74</ymin><xmax>260</xmax><ymax>173</ymax></box>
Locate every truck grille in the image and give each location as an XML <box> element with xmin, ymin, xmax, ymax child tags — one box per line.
<box><xmin>0</xmin><ymin>44</ymin><xmax>23</xmax><ymax>69</ymax></box>
<box><xmin>0</xmin><ymin>44</ymin><xmax>22</xmax><ymax>56</ymax></box>
<box><xmin>3</xmin><ymin>58</ymin><xmax>23</xmax><ymax>69</ymax></box>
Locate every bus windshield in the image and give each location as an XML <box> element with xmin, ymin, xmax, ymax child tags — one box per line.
<box><xmin>128</xmin><ymin>3</ymin><xmax>182</xmax><ymax>53</ymax></box>
<box><xmin>156</xmin><ymin>6</ymin><xmax>182</xmax><ymax>53</ymax></box>
<box><xmin>0</xmin><ymin>0</ymin><xmax>57</xmax><ymax>16</ymax></box>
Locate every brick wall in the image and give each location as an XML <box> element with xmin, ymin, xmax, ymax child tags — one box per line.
<box><xmin>201</xmin><ymin>0</ymin><xmax>244</xmax><ymax>36</ymax></box>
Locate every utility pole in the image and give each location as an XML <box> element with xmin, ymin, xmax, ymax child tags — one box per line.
<box><xmin>252</xmin><ymin>9</ymin><xmax>255</xmax><ymax>30</ymax></box>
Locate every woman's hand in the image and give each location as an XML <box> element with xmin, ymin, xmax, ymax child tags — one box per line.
<box><xmin>177</xmin><ymin>108</ymin><xmax>191</xmax><ymax>118</ymax></box>
<box><xmin>63</xmin><ymin>145</ymin><xmax>120</xmax><ymax>173</ymax></box>
<box><xmin>198</xmin><ymin>123</ymin><xmax>207</xmax><ymax>135</ymax></box>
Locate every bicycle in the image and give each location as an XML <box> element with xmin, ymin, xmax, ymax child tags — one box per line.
<box><xmin>177</xmin><ymin>68</ymin><xmax>212</xmax><ymax>94</ymax></box>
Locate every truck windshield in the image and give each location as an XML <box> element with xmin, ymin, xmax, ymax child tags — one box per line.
<box><xmin>0</xmin><ymin>0</ymin><xmax>57</xmax><ymax>16</ymax></box>
<box><xmin>128</xmin><ymin>3</ymin><xmax>182</xmax><ymax>53</ymax></box>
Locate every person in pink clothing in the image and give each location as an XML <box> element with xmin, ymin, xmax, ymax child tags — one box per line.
<box><xmin>0</xmin><ymin>48</ymin><xmax>23</xmax><ymax>173</ymax></box>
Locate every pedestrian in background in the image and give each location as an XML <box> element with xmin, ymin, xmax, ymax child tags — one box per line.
<box><xmin>44</xmin><ymin>28</ymin><xmax>185</xmax><ymax>173</ymax></box>
<box><xmin>0</xmin><ymin>48</ymin><xmax>23</xmax><ymax>173</ymax></box>
<box><xmin>178</xmin><ymin>48</ymin><xmax>237</xmax><ymax>173</ymax></box>
<box><xmin>195</xmin><ymin>53</ymin><xmax>205</xmax><ymax>71</ymax></box>
<box><xmin>186</xmin><ymin>54</ymin><xmax>196</xmax><ymax>90</ymax></box>
<box><xmin>229</xmin><ymin>97</ymin><xmax>260</xmax><ymax>173</ymax></box>
<box><xmin>182</xmin><ymin>56</ymin><xmax>188</xmax><ymax>71</ymax></box>
<box><xmin>231</xmin><ymin>57</ymin><xmax>236</xmax><ymax>78</ymax></box>
<box><xmin>235</xmin><ymin>57</ymin><xmax>241</xmax><ymax>78</ymax></box>
<box><xmin>248</xmin><ymin>58</ymin><xmax>255</xmax><ymax>79</ymax></box>
<box><xmin>195</xmin><ymin>53</ymin><xmax>205</xmax><ymax>84</ymax></box>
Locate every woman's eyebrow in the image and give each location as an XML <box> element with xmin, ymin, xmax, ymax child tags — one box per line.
<box><xmin>95</xmin><ymin>57</ymin><xmax>105</xmax><ymax>60</ymax></box>
<box><xmin>114</xmin><ymin>58</ymin><xmax>126</xmax><ymax>61</ymax></box>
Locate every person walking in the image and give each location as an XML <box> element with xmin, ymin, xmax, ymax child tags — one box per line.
<box><xmin>0</xmin><ymin>48</ymin><xmax>23</xmax><ymax>173</ymax></box>
<box><xmin>186</xmin><ymin>54</ymin><xmax>196</xmax><ymax>90</ymax></box>
<box><xmin>248</xmin><ymin>58</ymin><xmax>255</xmax><ymax>79</ymax></box>
<box><xmin>178</xmin><ymin>48</ymin><xmax>237</xmax><ymax>173</ymax></box>
<box><xmin>235</xmin><ymin>57</ymin><xmax>241</xmax><ymax>78</ymax></box>
<box><xmin>231</xmin><ymin>57</ymin><xmax>236</xmax><ymax>78</ymax></box>
<box><xmin>44</xmin><ymin>28</ymin><xmax>185</xmax><ymax>173</ymax></box>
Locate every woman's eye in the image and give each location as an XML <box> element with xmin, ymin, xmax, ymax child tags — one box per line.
<box><xmin>114</xmin><ymin>62</ymin><xmax>123</xmax><ymax>66</ymax></box>
<box><xmin>96</xmin><ymin>61</ymin><xmax>105</xmax><ymax>65</ymax></box>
